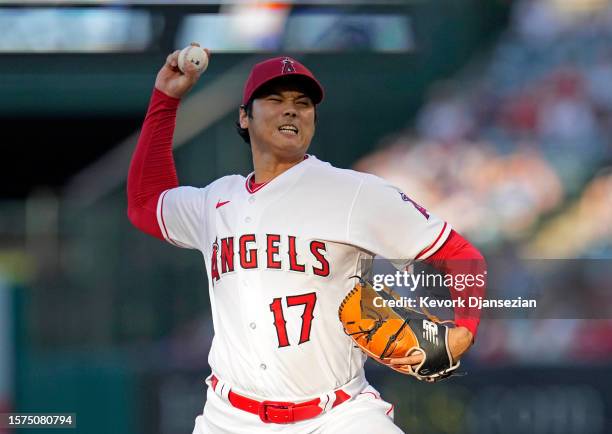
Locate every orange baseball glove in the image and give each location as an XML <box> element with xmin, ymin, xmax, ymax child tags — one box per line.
<box><xmin>338</xmin><ymin>276</ymin><xmax>460</xmax><ymax>382</ymax></box>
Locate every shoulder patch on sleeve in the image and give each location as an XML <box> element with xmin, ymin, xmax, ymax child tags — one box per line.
<box><xmin>398</xmin><ymin>191</ymin><xmax>430</xmax><ymax>219</ymax></box>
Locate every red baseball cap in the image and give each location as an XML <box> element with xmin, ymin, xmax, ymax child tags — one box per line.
<box><xmin>242</xmin><ymin>56</ymin><xmax>324</xmax><ymax>105</ymax></box>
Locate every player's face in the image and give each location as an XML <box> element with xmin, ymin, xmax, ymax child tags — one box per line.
<box><xmin>240</xmin><ymin>82</ymin><xmax>316</xmax><ymax>160</ymax></box>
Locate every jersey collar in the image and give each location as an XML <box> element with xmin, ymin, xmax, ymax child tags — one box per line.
<box><xmin>245</xmin><ymin>154</ymin><xmax>312</xmax><ymax>194</ymax></box>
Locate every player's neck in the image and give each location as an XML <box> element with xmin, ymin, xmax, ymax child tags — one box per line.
<box><xmin>251</xmin><ymin>151</ymin><xmax>306</xmax><ymax>183</ymax></box>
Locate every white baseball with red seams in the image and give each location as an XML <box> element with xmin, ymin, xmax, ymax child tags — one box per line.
<box><xmin>156</xmin><ymin>155</ymin><xmax>451</xmax><ymax>433</ymax></box>
<box><xmin>178</xmin><ymin>45</ymin><xmax>209</xmax><ymax>73</ymax></box>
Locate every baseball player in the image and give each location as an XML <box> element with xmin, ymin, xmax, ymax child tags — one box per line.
<box><xmin>127</xmin><ymin>45</ymin><xmax>485</xmax><ymax>433</ymax></box>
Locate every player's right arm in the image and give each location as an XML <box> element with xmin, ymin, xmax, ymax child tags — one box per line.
<box><xmin>127</xmin><ymin>46</ymin><xmax>209</xmax><ymax>241</ymax></box>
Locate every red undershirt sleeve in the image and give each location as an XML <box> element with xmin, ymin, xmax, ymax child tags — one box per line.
<box><xmin>127</xmin><ymin>88</ymin><xmax>181</xmax><ymax>239</ymax></box>
<box><xmin>424</xmin><ymin>229</ymin><xmax>487</xmax><ymax>339</ymax></box>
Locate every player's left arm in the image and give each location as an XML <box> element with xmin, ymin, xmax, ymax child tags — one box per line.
<box><xmin>389</xmin><ymin>229</ymin><xmax>486</xmax><ymax>368</ymax></box>
<box><xmin>347</xmin><ymin>179</ymin><xmax>486</xmax><ymax>366</ymax></box>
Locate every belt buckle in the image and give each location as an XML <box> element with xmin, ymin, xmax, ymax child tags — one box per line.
<box><xmin>258</xmin><ymin>401</ymin><xmax>295</xmax><ymax>424</ymax></box>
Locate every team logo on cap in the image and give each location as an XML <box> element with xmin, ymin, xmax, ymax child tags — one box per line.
<box><xmin>281</xmin><ymin>57</ymin><xmax>296</xmax><ymax>74</ymax></box>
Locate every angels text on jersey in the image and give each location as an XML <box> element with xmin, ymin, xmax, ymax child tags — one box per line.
<box><xmin>209</xmin><ymin>234</ymin><xmax>330</xmax><ymax>284</ymax></box>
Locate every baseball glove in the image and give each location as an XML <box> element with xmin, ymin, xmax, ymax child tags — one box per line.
<box><xmin>338</xmin><ymin>276</ymin><xmax>460</xmax><ymax>382</ymax></box>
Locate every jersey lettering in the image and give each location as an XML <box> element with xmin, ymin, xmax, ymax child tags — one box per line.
<box><xmin>288</xmin><ymin>235</ymin><xmax>306</xmax><ymax>272</ymax></box>
<box><xmin>287</xmin><ymin>292</ymin><xmax>317</xmax><ymax>344</ymax></box>
<box><xmin>270</xmin><ymin>297</ymin><xmax>290</xmax><ymax>347</ymax></box>
<box><xmin>210</xmin><ymin>235</ymin><xmax>330</xmax><ymax>283</ymax></box>
<box><xmin>270</xmin><ymin>292</ymin><xmax>317</xmax><ymax>347</ymax></box>
<box><xmin>220</xmin><ymin>237</ymin><xmax>234</xmax><ymax>273</ymax></box>
<box><xmin>211</xmin><ymin>239</ymin><xmax>220</xmax><ymax>282</ymax></box>
<box><xmin>239</xmin><ymin>234</ymin><xmax>258</xmax><ymax>269</ymax></box>
<box><xmin>310</xmin><ymin>241</ymin><xmax>330</xmax><ymax>277</ymax></box>
<box><xmin>266</xmin><ymin>234</ymin><xmax>282</xmax><ymax>269</ymax></box>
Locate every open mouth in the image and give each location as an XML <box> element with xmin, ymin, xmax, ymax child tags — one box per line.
<box><xmin>278</xmin><ymin>124</ymin><xmax>299</xmax><ymax>136</ymax></box>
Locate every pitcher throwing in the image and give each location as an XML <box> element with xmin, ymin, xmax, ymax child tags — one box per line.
<box><xmin>127</xmin><ymin>44</ymin><xmax>485</xmax><ymax>433</ymax></box>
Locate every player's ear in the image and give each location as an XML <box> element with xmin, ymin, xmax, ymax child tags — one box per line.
<box><xmin>239</xmin><ymin>105</ymin><xmax>249</xmax><ymax>129</ymax></box>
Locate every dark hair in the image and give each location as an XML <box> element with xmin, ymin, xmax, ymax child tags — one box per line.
<box><xmin>236</xmin><ymin>100</ymin><xmax>254</xmax><ymax>145</ymax></box>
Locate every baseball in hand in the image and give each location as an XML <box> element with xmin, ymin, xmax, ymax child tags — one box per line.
<box><xmin>178</xmin><ymin>44</ymin><xmax>209</xmax><ymax>73</ymax></box>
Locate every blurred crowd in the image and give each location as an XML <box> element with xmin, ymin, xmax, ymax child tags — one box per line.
<box><xmin>355</xmin><ymin>0</ymin><xmax>612</xmax><ymax>364</ymax></box>
<box><xmin>356</xmin><ymin>0</ymin><xmax>612</xmax><ymax>255</ymax></box>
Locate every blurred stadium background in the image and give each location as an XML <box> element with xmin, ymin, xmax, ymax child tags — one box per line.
<box><xmin>0</xmin><ymin>0</ymin><xmax>611</xmax><ymax>433</ymax></box>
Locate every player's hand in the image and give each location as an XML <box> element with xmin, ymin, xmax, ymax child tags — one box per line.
<box><xmin>384</xmin><ymin>326</ymin><xmax>473</xmax><ymax>369</ymax></box>
<box><xmin>154</xmin><ymin>43</ymin><xmax>210</xmax><ymax>99</ymax></box>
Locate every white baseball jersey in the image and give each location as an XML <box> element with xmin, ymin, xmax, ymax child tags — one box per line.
<box><xmin>157</xmin><ymin>155</ymin><xmax>450</xmax><ymax>401</ymax></box>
